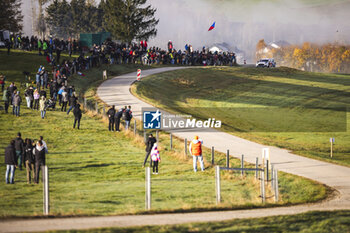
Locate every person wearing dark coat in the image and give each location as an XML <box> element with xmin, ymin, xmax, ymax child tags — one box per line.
<box><xmin>107</xmin><ymin>105</ymin><xmax>116</xmax><ymax>131</ymax></box>
<box><xmin>114</xmin><ymin>107</ymin><xmax>124</xmax><ymax>132</ymax></box>
<box><xmin>24</xmin><ymin>138</ymin><xmax>35</xmax><ymax>184</ymax></box>
<box><xmin>33</xmin><ymin>140</ymin><xmax>46</xmax><ymax>184</ymax></box>
<box><xmin>73</xmin><ymin>104</ymin><xmax>82</xmax><ymax>129</ymax></box>
<box><xmin>14</xmin><ymin>132</ymin><xmax>24</xmax><ymax>170</ymax></box>
<box><xmin>7</xmin><ymin>82</ymin><xmax>17</xmax><ymax>105</ymax></box>
<box><xmin>143</xmin><ymin>134</ymin><xmax>157</xmax><ymax>167</ymax></box>
<box><xmin>5</xmin><ymin>140</ymin><xmax>17</xmax><ymax>184</ymax></box>
<box><xmin>67</xmin><ymin>94</ymin><xmax>77</xmax><ymax>115</ymax></box>
<box><xmin>2</xmin><ymin>89</ymin><xmax>10</xmax><ymax>113</ymax></box>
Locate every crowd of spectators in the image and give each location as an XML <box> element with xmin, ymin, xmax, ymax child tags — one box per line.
<box><xmin>7</xmin><ymin>35</ymin><xmax>237</xmax><ymax>67</ymax></box>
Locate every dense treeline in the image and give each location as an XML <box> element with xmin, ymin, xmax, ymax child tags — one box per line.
<box><xmin>273</xmin><ymin>43</ymin><xmax>350</xmax><ymax>73</ymax></box>
<box><xmin>0</xmin><ymin>0</ymin><xmax>23</xmax><ymax>33</ymax></box>
<box><xmin>45</xmin><ymin>0</ymin><xmax>158</xmax><ymax>43</ymax></box>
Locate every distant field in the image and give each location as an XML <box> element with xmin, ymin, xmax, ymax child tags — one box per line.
<box><xmin>132</xmin><ymin>67</ymin><xmax>350</xmax><ymax>166</ymax></box>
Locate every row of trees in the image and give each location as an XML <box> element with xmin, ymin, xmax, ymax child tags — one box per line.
<box><xmin>0</xmin><ymin>0</ymin><xmax>23</xmax><ymax>33</ymax></box>
<box><xmin>256</xmin><ymin>40</ymin><xmax>350</xmax><ymax>73</ymax></box>
<box><xmin>46</xmin><ymin>0</ymin><xmax>159</xmax><ymax>43</ymax></box>
<box><xmin>0</xmin><ymin>0</ymin><xmax>159</xmax><ymax>44</ymax></box>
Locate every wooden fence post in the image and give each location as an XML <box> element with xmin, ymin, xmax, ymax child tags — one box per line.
<box><xmin>255</xmin><ymin>157</ymin><xmax>259</xmax><ymax>180</ymax></box>
<box><xmin>84</xmin><ymin>97</ymin><xmax>87</xmax><ymax>109</ymax></box>
<box><xmin>133</xmin><ymin>119</ymin><xmax>137</xmax><ymax>135</ymax></box>
<box><xmin>226</xmin><ymin>150</ymin><xmax>230</xmax><ymax>168</ymax></box>
<box><xmin>170</xmin><ymin>133</ymin><xmax>173</xmax><ymax>150</ymax></box>
<box><xmin>241</xmin><ymin>154</ymin><xmax>244</xmax><ymax>177</ymax></box>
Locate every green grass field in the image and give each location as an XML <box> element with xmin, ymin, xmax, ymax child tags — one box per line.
<box><xmin>132</xmin><ymin>67</ymin><xmax>350</xmax><ymax>167</ymax></box>
<box><xmin>51</xmin><ymin>210</ymin><xmax>350</xmax><ymax>233</ymax></box>
<box><xmin>0</xmin><ymin>50</ymin><xmax>328</xmax><ymax>217</ymax></box>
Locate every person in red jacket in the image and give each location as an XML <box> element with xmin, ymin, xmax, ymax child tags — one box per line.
<box><xmin>189</xmin><ymin>135</ymin><xmax>205</xmax><ymax>172</ymax></box>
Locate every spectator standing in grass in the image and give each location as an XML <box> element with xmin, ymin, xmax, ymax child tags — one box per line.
<box><xmin>189</xmin><ymin>135</ymin><xmax>205</xmax><ymax>172</ymax></box>
<box><xmin>73</xmin><ymin>103</ymin><xmax>82</xmax><ymax>129</ymax></box>
<box><xmin>24</xmin><ymin>87</ymin><xmax>34</xmax><ymax>109</ymax></box>
<box><xmin>2</xmin><ymin>88</ymin><xmax>9</xmax><ymax>113</ymax></box>
<box><xmin>143</xmin><ymin>134</ymin><xmax>157</xmax><ymax>167</ymax></box>
<box><xmin>39</xmin><ymin>96</ymin><xmax>47</xmax><ymax>119</ymax></box>
<box><xmin>0</xmin><ymin>75</ymin><xmax>5</xmax><ymax>92</ymax></box>
<box><xmin>14</xmin><ymin>132</ymin><xmax>24</xmax><ymax>170</ymax></box>
<box><xmin>114</xmin><ymin>107</ymin><xmax>124</xmax><ymax>132</ymax></box>
<box><xmin>6</xmin><ymin>39</ymin><xmax>11</xmax><ymax>55</ymax></box>
<box><xmin>122</xmin><ymin>105</ymin><xmax>132</xmax><ymax>130</ymax></box>
<box><xmin>107</xmin><ymin>105</ymin><xmax>116</xmax><ymax>131</ymax></box>
<box><xmin>58</xmin><ymin>86</ymin><xmax>65</xmax><ymax>106</ymax></box>
<box><xmin>39</xmin><ymin>136</ymin><xmax>48</xmax><ymax>153</ymax></box>
<box><xmin>33</xmin><ymin>89</ymin><xmax>40</xmax><ymax>110</ymax></box>
<box><xmin>13</xmin><ymin>91</ymin><xmax>21</xmax><ymax>117</ymax></box>
<box><xmin>151</xmin><ymin>144</ymin><xmax>160</xmax><ymax>174</ymax></box>
<box><xmin>5</xmin><ymin>140</ymin><xmax>17</xmax><ymax>184</ymax></box>
<box><xmin>7</xmin><ymin>82</ymin><xmax>17</xmax><ymax>105</ymax></box>
<box><xmin>24</xmin><ymin>138</ymin><xmax>35</xmax><ymax>184</ymax></box>
<box><xmin>67</xmin><ymin>93</ymin><xmax>77</xmax><ymax>115</ymax></box>
<box><xmin>33</xmin><ymin>140</ymin><xmax>46</xmax><ymax>184</ymax></box>
<box><xmin>61</xmin><ymin>88</ymin><xmax>68</xmax><ymax>112</ymax></box>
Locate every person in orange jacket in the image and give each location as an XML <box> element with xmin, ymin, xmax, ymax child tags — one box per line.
<box><xmin>189</xmin><ymin>135</ymin><xmax>204</xmax><ymax>172</ymax></box>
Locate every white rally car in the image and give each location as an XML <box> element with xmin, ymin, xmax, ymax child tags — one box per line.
<box><xmin>256</xmin><ymin>58</ymin><xmax>276</xmax><ymax>68</ymax></box>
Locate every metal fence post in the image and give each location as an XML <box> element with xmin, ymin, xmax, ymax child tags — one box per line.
<box><xmin>211</xmin><ymin>146</ymin><xmax>214</xmax><ymax>165</ymax></box>
<box><xmin>275</xmin><ymin>169</ymin><xmax>279</xmax><ymax>202</ymax></box>
<box><xmin>43</xmin><ymin>165</ymin><xmax>49</xmax><ymax>215</ymax></box>
<box><xmin>226</xmin><ymin>150</ymin><xmax>229</xmax><ymax>168</ymax></box>
<box><xmin>95</xmin><ymin>102</ymin><xmax>98</xmax><ymax>113</ymax></box>
<box><xmin>145</xmin><ymin>167</ymin><xmax>151</xmax><ymax>210</ymax></box>
<box><xmin>215</xmin><ymin>166</ymin><xmax>221</xmax><ymax>204</ymax></box>
<box><xmin>144</xmin><ymin>130</ymin><xmax>147</xmax><ymax>143</ymax></box>
<box><xmin>103</xmin><ymin>106</ymin><xmax>106</xmax><ymax>116</ymax></box>
<box><xmin>185</xmin><ymin>138</ymin><xmax>187</xmax><ymax>156</ymax></box>
<box><xmin>170</xmin><ymin>133</ymin><xmax>173</xmax><ymax>150</ymax></box>
<box><xmin>241</xmin><ymin>154</ymin><xmax>244</xmax><ymax>177</ymax></box>
<box><xmin>271</xmin><ymin>164</ymin><xmax>274</xmax><ymax>188</ymax></box>
<box><xmin>134</xmin><ymin>119</ymin><xmax>137</xmax><ymax>135</ymax></box>
<box><xmin>266</xmin><ymin>159</ymin><xmax>269</xmax><ymax>183</ymax></box>
<box><xmin>261</xmin><ymin>170</ymin><xmax>265</xmax><ymax>203</ymax></box>
<box><xmin>156</xmin><ymin>130</ymin><xmax>159</xmax><ymax>143</ymax></box>
<box><xmin>255</xmin><ymin>157</ymin><xmax>259</xmax><ymax>180</ymax></box>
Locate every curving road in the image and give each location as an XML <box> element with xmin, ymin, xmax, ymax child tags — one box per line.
<box><xmin>1</xmin><ymin>67</ymin><xmax>349</xmax><ymax>232</ymax></box>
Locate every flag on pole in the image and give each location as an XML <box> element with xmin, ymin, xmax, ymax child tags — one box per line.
<box><xmin>208</xmin><ymin>22</ymin><xmax>216</xmax><ymax>31</ymax></box>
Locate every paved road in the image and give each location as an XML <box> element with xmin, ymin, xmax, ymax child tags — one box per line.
<box><xmin>1</xmin><ymin>67</ymin><xmax>349</xmax><ymax>232</ymax></box>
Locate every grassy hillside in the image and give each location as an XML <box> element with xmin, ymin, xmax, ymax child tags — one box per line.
<box><xmin>0</xmin><ymin>50</ymin><xmax>328</xmax><ymax>217</ymax></box>
<box><xmin>132</xmin><ymin>67</ymin><xmax>350</xmax><ymax>166</ymax></box>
